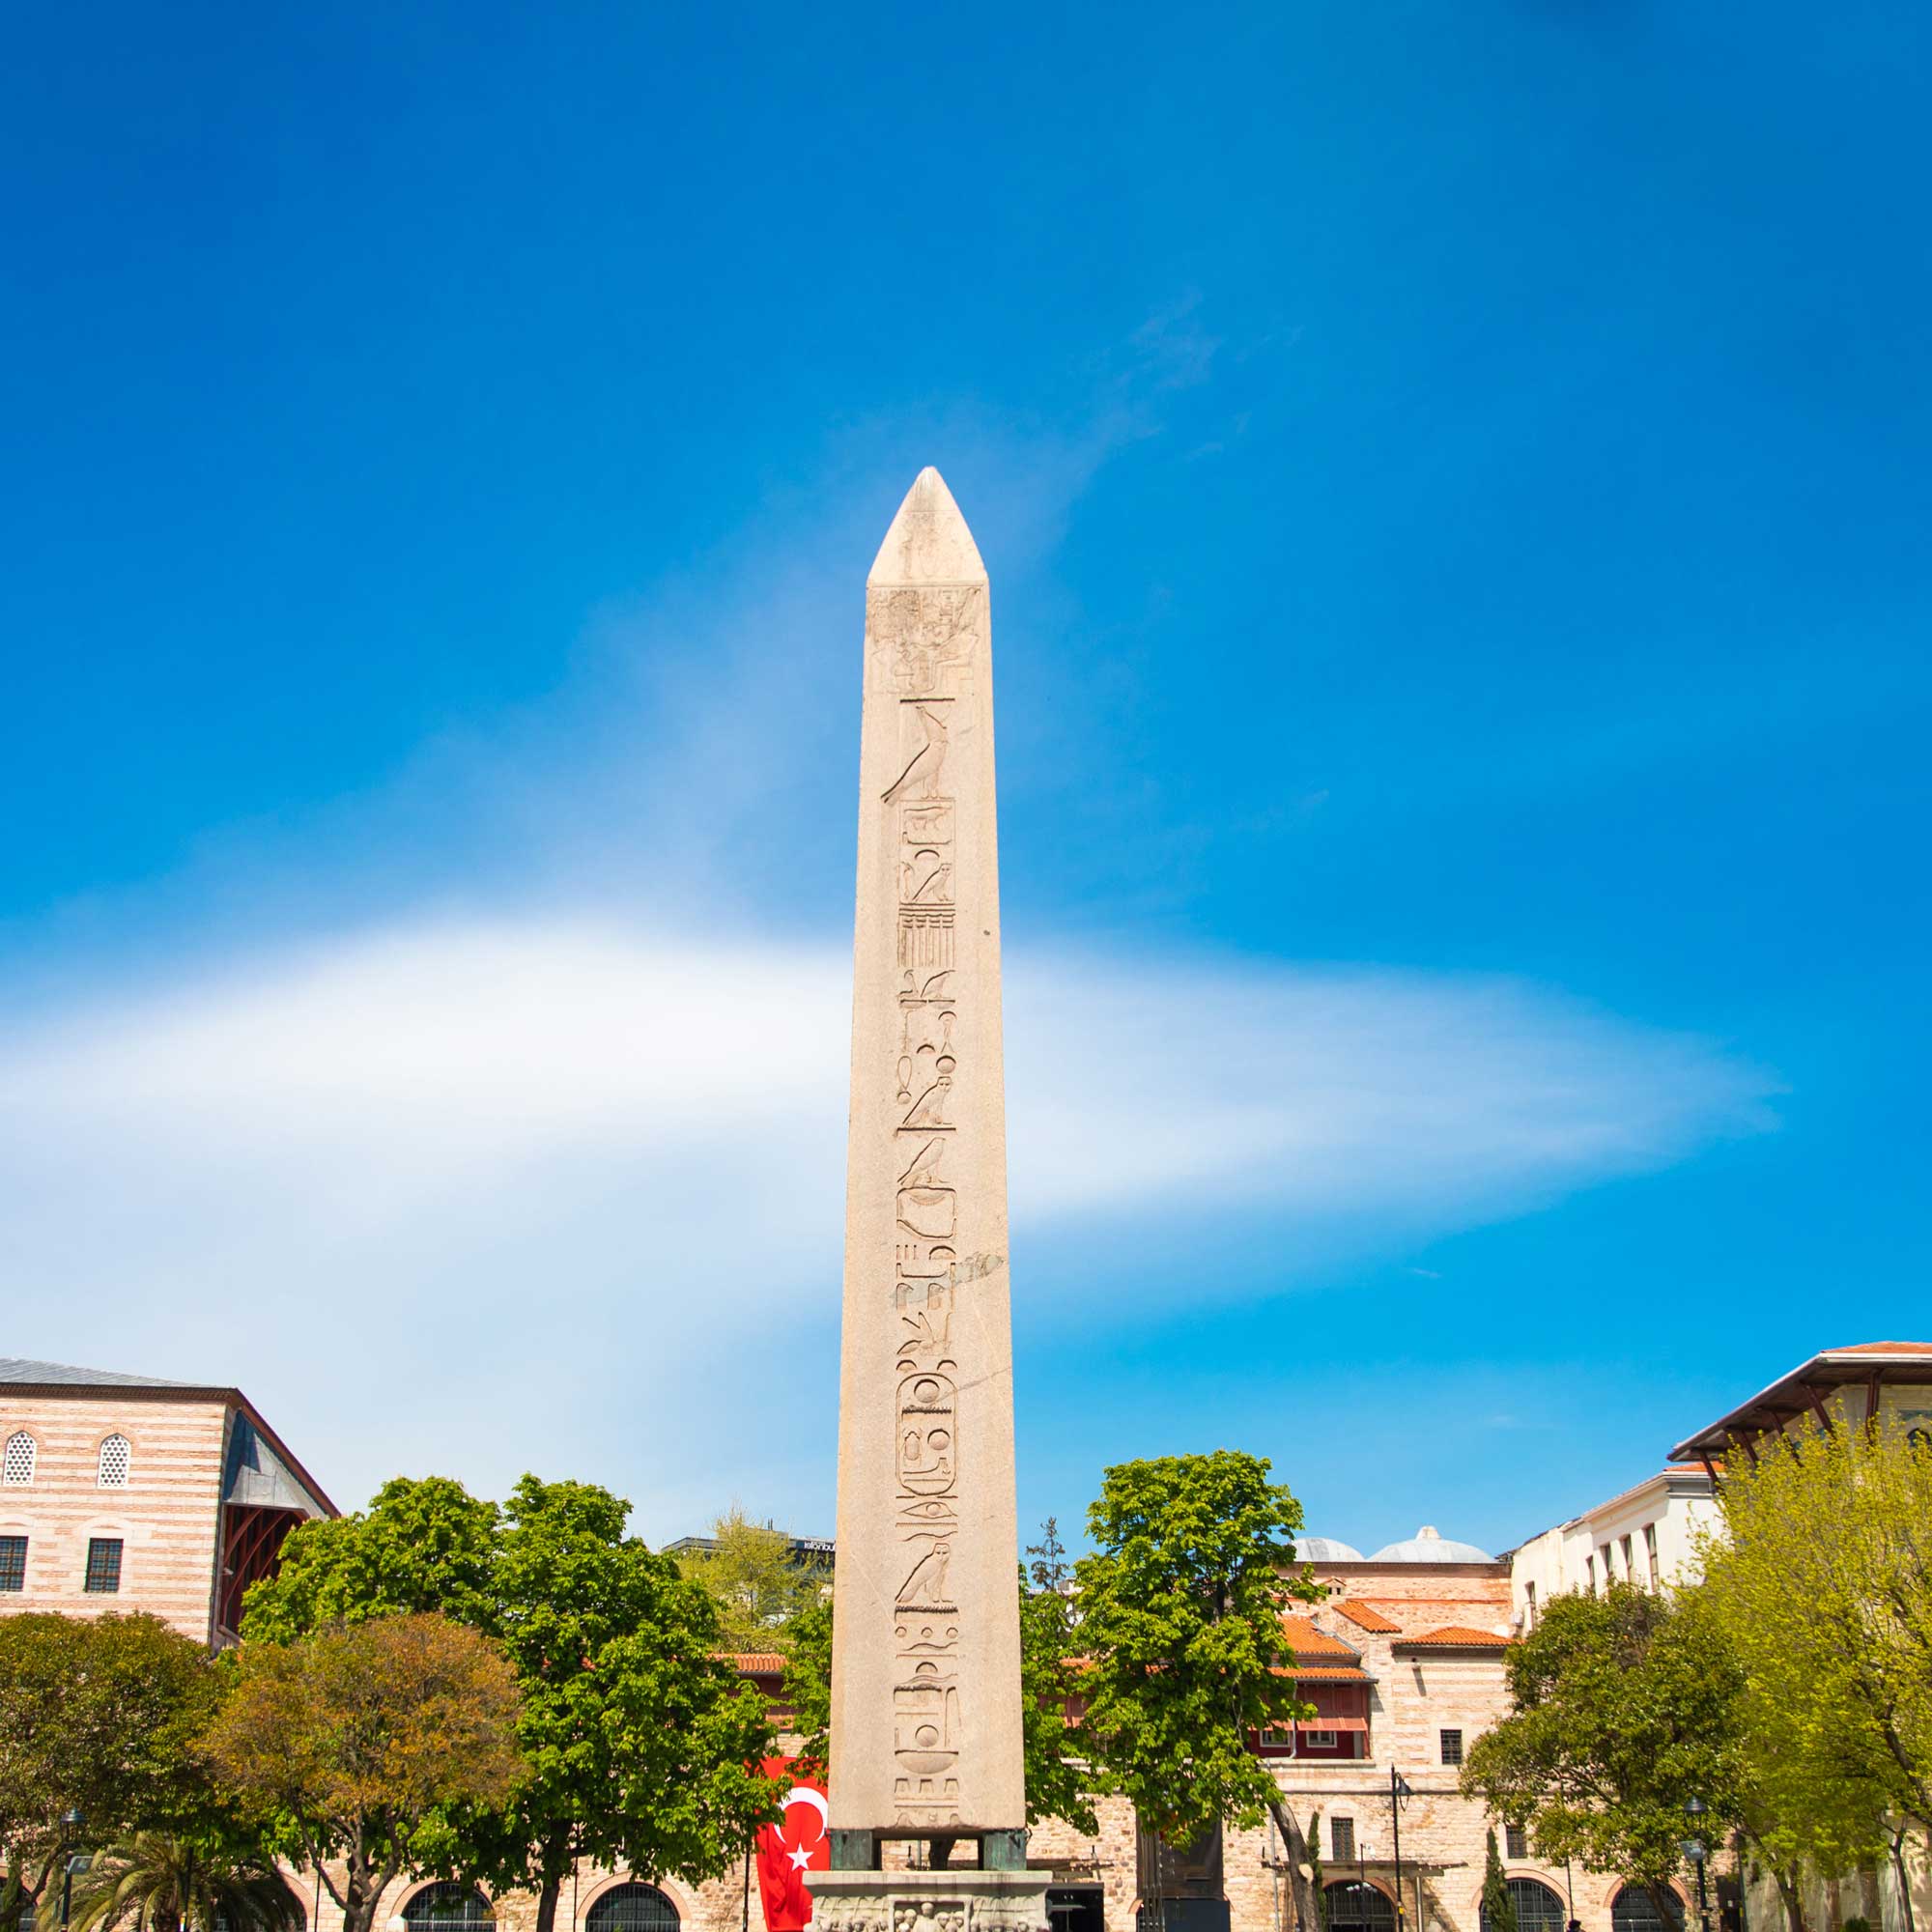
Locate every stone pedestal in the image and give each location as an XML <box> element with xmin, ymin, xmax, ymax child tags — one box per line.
<box><xmin>809</xmin><ymin>1868</ymin><xmax>1052</xmax><ymax>1932</ymax></box>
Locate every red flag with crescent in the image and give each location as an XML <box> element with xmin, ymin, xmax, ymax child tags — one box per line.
<box><xmin>755</xmin><ymin>1755</ymin><xmax>829</xmax><ymax>1932</ymax></box>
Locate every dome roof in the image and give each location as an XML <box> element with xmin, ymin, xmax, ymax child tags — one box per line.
<box><xmin>1295</xmin><ymin>1535</ymin><xmax>1365</xmax><ymax>1562</ymax></box>
<box><xmin>1368</xmin><ymin>1523</ymin><xmax>1493</xmax><ymax>1563</ymax></box>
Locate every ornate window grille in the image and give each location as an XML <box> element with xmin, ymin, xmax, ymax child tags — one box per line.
<box><xmin>98</xmin><ymin>1434</ymin><xmax>131</xmax><ymax>1488</ymax></box>
<box><xmin>586</xmin><ymin>1888</ymin><xmax>680</xmax><ymax>1932</ymax></box>
<box><xmin>3</xmin><ymin>1433</ymin><xmax>36</xmax><ymax>1486</ymax></box>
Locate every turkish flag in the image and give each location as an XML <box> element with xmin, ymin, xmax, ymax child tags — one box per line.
<box><xmin>755</xmin><ymin>1756</ymin><xmax>829</xmax><ymax>1932</ymax></box>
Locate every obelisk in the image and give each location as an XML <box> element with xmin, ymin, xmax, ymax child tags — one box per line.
<box><xmin>827</xmin><ymin>469</ymin><xmax>1028</xmax><ymax>1867</ymax></box>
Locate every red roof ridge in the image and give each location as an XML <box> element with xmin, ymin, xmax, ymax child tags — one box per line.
<box><xmin>727</xmin><ymin>1652</ymin><xmax>788</xmax><ymax>1673</ymax></box>
<box><xmin>1280</xmin><ymin>1614</ymin><xmax>1357</xmax><ymax>1658</ymax></box>
<box><xmin>1398</xmin><ymin>1625</ymin><xmax>1511</xmax><ymax>1648</ymax></box>
<box><xmin>1331</xmin><ymin>1601</ymin><xmax>1402</xmax><ymax>1634</ymax></box>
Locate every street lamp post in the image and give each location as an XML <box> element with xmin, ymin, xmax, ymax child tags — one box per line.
<box><xmin>1389</xmin><ymin>1770</ymin><xmax>1413</xmax><ymax>1929</ymax></box>
<box><xmin>1680</xmin><ymin>1798</ymin><xmax>1712</xmax><ymax>1932</ymax></box>
<box><xmin>58</xmin><ymin>1810</ymin><xmax>84</xmax><ymax>1932</ymax></box>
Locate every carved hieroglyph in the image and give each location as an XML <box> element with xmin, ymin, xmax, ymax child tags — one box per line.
<box><xmin>829</xmin><ymin>469</ymin><xmax>1025</xmax><ymax>1834</ymax></box>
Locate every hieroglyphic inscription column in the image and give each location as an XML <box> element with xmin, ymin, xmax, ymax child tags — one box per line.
<box><xmin>829</xmin><ymin>469</ymin><xmax>1025</xmax><ymax>1840</ymax></box>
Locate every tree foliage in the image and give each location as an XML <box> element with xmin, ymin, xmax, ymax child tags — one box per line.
<box><xmin>1460</xmin><ymin>1583</ymin><xmax>1730</xmax><ymax>1922</ymax></box>
<box><xmin>0</xmin><ymin>1613</ymin><xmax>224</xmax><ymax>1910</ymax></box>
<box><xmin>240</xmin><ymin>1476</ymin><xmax>499</xmax><ymax>1640</ymax></box>
<box><xmin>69</xmin><ymin>1831</ymin><xmax>303</xmax><ymax>1932</ymax></box>
<box><xmin>1694</xmin><ymin>1422</ymin><xmax>1932</xmax><ymax>1835</ymax></box>
<box><xmin>1071</xmin><ymin>1453</ymin><xmax>1323</xmax><ymax>1930</ymax></box>
<box><xmin>780</xmin><ymin>1596</ymin><xmax>834</xmax><ymax>1776</ymax></box>
<box><xmin>470</xmin><ymin>1479</ymin><xmax>781</xmax><ymax>1932</ymax></box>
<box><xmin>1689</xmin><ymin>1420</ymin><xmax>1932</xmax><ymax>1923</ymax></box>
<box><xmin>1481</xmin><ymin>1829</ymin><xmax>1517</xmax><ymax>1932</ymax></box>
<box><xmin>242</xmin><ymin>1472</ymin><xmax>781</xmax><ymax>1931</ymax></box>
<box><xmin>677</xmin><ymin>1510</ymin><xmax>822</xmax><ymax>1656</ymax></box>
<box><xmin>1019</xmin><ymin>1559</ymin><xmax>1098</xmax><ymax>1837</ymax></box>
<box><xmin>200</xmin><ymin>1613</ymin><xmax>522</xmax><ymax>1932</ymax></box>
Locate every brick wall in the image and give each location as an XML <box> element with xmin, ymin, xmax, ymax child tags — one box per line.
<box><xmin>0</xmin><ymin>1392</ymin><xmax>229</xmax><ymax>1641</ymax></box>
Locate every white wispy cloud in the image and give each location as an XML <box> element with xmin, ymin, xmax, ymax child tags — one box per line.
<box><xmin>0</xmin><ymin>912</ymin><xmax>1775</xmax><ymax>1531</ymax></box>
<box><xmin>0</xmin><ymin>361</ymin><xmax>1784</xmax><ymax>1538</ymax></box>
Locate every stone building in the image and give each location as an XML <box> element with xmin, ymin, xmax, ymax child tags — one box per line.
<box><xmin>1022</xmin><ymin>1526</ymin><xmax>1669</xmax><ymax>1932</ymax></box>
<box><xmin>1504</xmin><ymin>1466</ymin><xmax>1719</xmax><ymax>1624</ymax></box>
<box><xmin>0</xmin><ymin>1356</ymin><xmax>334</xmax><ymax>1645</ymax></box>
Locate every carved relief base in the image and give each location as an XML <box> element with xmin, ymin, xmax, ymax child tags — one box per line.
<box><xmin>809</xmin><ymin>1868</ymin><xmax>1051</xmax><ymax>1932</ymax></box>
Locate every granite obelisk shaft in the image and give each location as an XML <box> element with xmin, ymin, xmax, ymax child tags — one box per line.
<box><xmin>828</xmin><ymin>469</ymin><xmax>1025</xmax><ymax>1837</ymax></box>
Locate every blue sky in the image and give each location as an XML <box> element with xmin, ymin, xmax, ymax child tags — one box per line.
<box><xmin>4</xmin><ymin>2</ymin><xmax>1927</xmax><ymax>1553</ymax></box>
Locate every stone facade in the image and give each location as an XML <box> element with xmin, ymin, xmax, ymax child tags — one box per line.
<box><xmin>1505</xmin><ymin>1467</ymin><xmax>1719</xmax><ymax>1622</ymax></box>
<box><xmin>0</xmin><ymin>1362</ymin><xmax>333</xmax><ymax>1645</ymax></box>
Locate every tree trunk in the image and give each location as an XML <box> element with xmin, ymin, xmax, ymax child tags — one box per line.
<box><xmin>1770</xmin><ymin>1866</ymin><xmax>1805</xmax><ymax>1932</ymax></box>
<box><xmin>1889</xmin><ymin>1829</ymin><xmax>1918</xmax><ymax>1932</ymax></box>
<box><xmin>533</xmin><ymin>1877</ymin><xmax>562</xmax><ymax>1932</ymax></box>
<box><xmin>1645</xmin><ymin>1884</ymin><xmax>1683</xmax><ymax>1932</ymax></box>
<box><xmin>1265</xmin><ymin>1796</ymin><xmax>1321</xmax><ymax>1932</ymax></box>
<box><xmin>337</xmin><ymin>1860</ymin><xmax>399</xmax><ymax>1932</ymax></box>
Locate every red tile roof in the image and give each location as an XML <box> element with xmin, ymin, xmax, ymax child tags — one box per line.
<box><xmin>1397</xmin><ymin>1626</ymin><xmax>1511</xmax><ymax>1649</ymax></box>
<box><xmin>729</xmin><ymin>1653</ymin><xmax>788</xmax><ymax>1674</ymax></box>
<box><xmin>1281</xmin><ymin>1615</ymin><xmax>1358</xmax><ymax>1660</ymax></box>
<box><xmin>1288</xmin><ymin>1665</ymin><xmax>1373</xmax><ymax>1682</ymax></box>
<box><xmin>1831</xmin><ymin>1341</ymin><xmax>1932</xmax><ymax>1355</ymax></box>
<box><xmin>1331</xmin><ymin>1601</ymin><xmax>1401</xmax><ymax>1634</ymax></box>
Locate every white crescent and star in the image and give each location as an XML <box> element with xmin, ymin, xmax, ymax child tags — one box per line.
<box><xmin>772</xmin><ymin>1785</ymin><xmax>828</xmax><ymax>1874</ymax></box>
<box><xmin>783</xmin><ymin>1786</ymin><xmax>829</xmax><ymax>1841</ymax></box>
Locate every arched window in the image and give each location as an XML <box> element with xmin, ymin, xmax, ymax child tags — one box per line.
<box><xmin>1612</xmin><ymin>1889</ymin><xmax>1685</xmax><ymax>1932</ymax></box>
<box><xmin>586</xmin><ymin>1887</ymin><xmax>680</xmax><ymax>1932</ymax></box>
<box><xmin>2</xmin><ymin>1433</ymin><xmax>35</xmax><ymax>1486</ymax></box>
<box><xmin>402</xmin><ymin>1887</ymin><xmax>493</xmax><ymax>1932</ymax></box>
<box><xmin>1484</xmin><ymin>1882</ymin><xmax>1565</xmax><ymax>1932</ymax></box>
<box><xmin>1324</xmin><ymin>1884</ymin><xmax>1396</xmax><ymax>1932</ymax></box>
<box><xmin>98</xmin><ymin>1434</ymin><xmax>130</xmax><ymax>1488</ymax></box>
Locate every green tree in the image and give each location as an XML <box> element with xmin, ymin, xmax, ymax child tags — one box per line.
<box><xmin>468</xmin><ymin>1478</ymin><xmax>781</xmax><ymax>1932</ymax></box>
<box><xmin>1019</xmin><ymin>1559</ymin><xmax>1099</xmax><ymax>1838</ymax></box>
<box><xmin>1460</xmin><ymin>1583</ymin><xmax>1732</xmax><ymax>1926</ymax></box>
<box><xmin>677</xmin><ymin>1510</ymin><xmax>820</xmax><ymax>1655</ymax></box>
<box><xmin>780</xmin><ymin>1596</ymin><xmax>834</xmax><ymax>1776</ymax></box>
<box><xmin>200</xmin><ymin>1613</ymin><xmax>522</xmax><ymax>1932</ymax></box>
<box><xmin>1070</xmin><ymin>1452</ymin><xmax>1323</xmax><ymax>1932</ymax></box>
<box><xmin>239</xmin><ymin>1476</ymin><xmax>500</xmax><ymax>1640</ymax></box>
<box><xmin>69</xmin><ymin>1831</ymin><xmax>303</xmax><ymax>1932</ymax></box>
<box><xmin>0</xmin><ymin>1613</ymin><xmax>223</xmax><ymax>1918</ymax></box>
<box><xmin>1481</xmin><ymin>1829</ymin><xmax>1517</xmax><ymax>1932</ymax></box>
<box><xmin>244</xmin><ymin>1471</ymin><xmax>783</xmax><ymax>1932</ymax></box>
<box><xmin>1690</xmin><ymin>1421</ymin><xmax>1932</xmax><ymax>1926</ymax></box>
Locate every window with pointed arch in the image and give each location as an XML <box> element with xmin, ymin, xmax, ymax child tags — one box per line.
<box><xmin>1483</xmin><ymin>1880</ymin><xmax>1565</xmax><ymax>1932</ymax></box>
<box><xmin>98</xmin><ymin>1434</ymin><xmax>131</xmax><ymax>1488</ymax></box>
<box><xmin>402</xmin><ymin>1886</ymin><xmax>493</xmax><ymax>1932</ymax></box>
<box><xmin>2</xmin><ymin>1433</ymin><xmax>35</xmax><ymax>1487</ymax></box>
<box><xmin>1323</xmin><ymin>1883</ymin><xmax>1395</xmax><ymax>1932</ymax></box>
<box><xmin>1612</xmin><ymin>1888</ymin><xmax>1686</xmax><ymax>1932</ymax></box>
<box><xmin>585</xmin><ymin>1887</ymin><xmax>679</xmax><ymax>1932</ymax></box>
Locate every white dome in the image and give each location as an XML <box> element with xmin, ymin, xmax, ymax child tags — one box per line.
<box><xmin>1295</xmin><ymin>1535</ymin><xmax>1365</xmax><ymax>1562</ymax></box>
<box><xmin>1368</xmin><ymin>1523</ymin><xmax>1493</xmax><ymax>1563</ymax></box>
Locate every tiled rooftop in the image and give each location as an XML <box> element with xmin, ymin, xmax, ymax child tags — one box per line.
<box><xmin>1331</xmin><ymin>1601</ymin><xmax>1402</xmax><ymax>1633</ymax></box>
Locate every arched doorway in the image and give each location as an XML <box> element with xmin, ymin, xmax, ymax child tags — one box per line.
<box><xmin>586</xmin><ymin>1885</ymin><xmax>681</xmax><ymax>1932</ymax></box>
<box><xmin>1612</xmin><ymin>1888</ymin><xmax>1686</xmax><ymax>1932</ymax></box>
<box><xmin>1483</xmin><ymin>1882</ymin><xmax>1565</xmax><ymax>1932</ymax></box>
<box><xmin>1324</xmin><ymin>1883</ymin><xmax>1396</xmax><ymax>1932</ymax></box>
<box><xmin>403</xmin><ymin>1888</ymin><xmax>493</xmax><ymax>1932</ymax></box>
